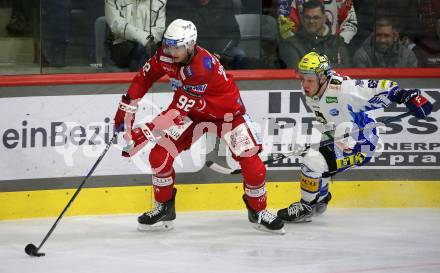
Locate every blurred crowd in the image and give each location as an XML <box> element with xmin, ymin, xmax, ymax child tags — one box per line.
<box><xmin>2</xmin><ymin>0</ymin><xmax>440</xmax><ymax>71</ymax></box>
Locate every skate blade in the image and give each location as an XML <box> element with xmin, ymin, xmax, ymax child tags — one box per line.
<box><xmin>252</xmin><ymin>223</ymin><xmax>286</xmax><ymax>235</ymax></box>
<box><xmin>314</xmin><ymin>207</ymin><xmax>327</xmax><ymax>216</ymax></box>
<box><xmin>283</xmin><ymin>217</ymin><xmax>312</xmax><ymax>223</ymax></box>
<box><xmin>137</xmin><ymin>221</ymin><xmax>174</xmax><ymax>232</ymax></box>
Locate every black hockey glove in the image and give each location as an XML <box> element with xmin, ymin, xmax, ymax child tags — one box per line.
<box><xmin>388</xmin><ymin>88</ymin><xmax>432</xmax><ymax>119</ymax></box>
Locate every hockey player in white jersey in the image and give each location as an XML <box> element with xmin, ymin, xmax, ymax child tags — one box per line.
<box><xmin>277</xmin><ymin>51</ymin><xmax>433</xmax><ymax>223</ymax></box>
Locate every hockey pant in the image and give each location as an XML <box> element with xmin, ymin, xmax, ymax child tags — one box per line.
<box><xmin>300</xmin><ymin>139</ymin><xmax>378</xmax><ymax>203</ymax></box>
<box><xmin>148</xmin><ymin>114</ymin><xmax>267</xmax><ymax>211</ymax></box>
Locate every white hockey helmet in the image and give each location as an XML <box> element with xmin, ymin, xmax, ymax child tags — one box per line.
<box><xmin>163</xmin><ymin>19</ymin><xmax>197</xmax><ymax>49</ymax></box>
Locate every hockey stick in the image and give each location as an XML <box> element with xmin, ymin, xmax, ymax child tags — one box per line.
<box><xmin>206</xmin><ymin>111</ymin><xmax>412</xmax><ymax>175</ymax></box>
<box><xmin>24</xmin><ymin>133</ymin><xmax>117</xmax><ymax>257</ymax></box>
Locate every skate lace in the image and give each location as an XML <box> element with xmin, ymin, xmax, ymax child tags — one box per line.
<box><xmin>257</xmin><ymin>210</ymin><xmax>277</xmax><ymax>224</ymax></box>
<box><xmin>287</xmin><ymin>202</ymin><xmax>311</xmax><ymax>217</ymax></box>
<box><xmin>145</xmin><ymin>202</ymin><xmax>164</xmax><ymax>217</ymax></box>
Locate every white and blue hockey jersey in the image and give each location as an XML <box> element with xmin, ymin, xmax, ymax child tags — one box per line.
<box><xmin>304</xmin><ymin>73</ymin><xmax>399</xmax><ymax>146</ymax></box>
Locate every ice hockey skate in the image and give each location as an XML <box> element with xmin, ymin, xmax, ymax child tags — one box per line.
<box><xmin>277</xmin><ymin>200</ymin><xmax>313</xmax><ymax>223</ymax></box>
<box><xmin>314</xmin><ymin>192</ymin><xmax>332</xmax><ymax>215</ymax></box>
<box><xmin>242</xmin><ymin>195</ymin><xmax>285</xmax><ymax>235</ymax></box>
<box><xmin>277</xmin><ymin>192</ymin><xmax>332</xmax><ymax>223</ymax></box>
<box><xmin>137</xmin><ymin>188</ymin><xmax>177</xmax><ymax>231</ymax></box>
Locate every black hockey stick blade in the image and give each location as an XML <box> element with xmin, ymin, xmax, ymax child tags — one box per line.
<box><xmin>25</xmin><ymin>244</ymin><xmax>45</xmax><ymax>257</ymax></box>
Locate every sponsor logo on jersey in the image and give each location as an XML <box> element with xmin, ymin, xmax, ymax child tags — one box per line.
<box><xmin>330</xmin><ymin>78</ymin><xmax>342</xmax><ymax>85</ymax></box>
<box><xmin>326</xmin><ymin>96</ymin><xmax>338</xmax><ymax>103</ymax></box>
<box><xmin>379</xmin><ymin>80</ymin><xmax>389</xmax><ymax>90</ymax></box>
<box><xmin>203</xmin><ymin>57</ymin><xmax>213</xmax><ymax>70</ymax></box>
<box><xmin>160</xmin><ymin>55</ymin><xmax>174</xmax><ymax>63</ymax></box>
<box><xmin>169</xmin><ymin>77</ymin><xmax>182</xmax><ymax>91</ymax></box>
<box><xmin>329</xmin><ymin>108</ymin><xmax>339</xmax><ymax>116</ymax></box>
<box><xmin>183</xmin><ymin>84</ymin><xmax>207</xmax><ymax>97</ymax></box>
<box><xmin>379</xmin><ymin>80</ymin><xmax>398</xmax><ymax>90</ymax></box>
<box><xmin>355</xmin><ymin>79</ymin><xmax>364</xmax><ymax>87</ymax></box>
<box><xmin>336</xmin><ymin>152</ymin><xmax>367</xmax><ymax>169</ymax></box>
<box><xmin>328</xmin><ymin>84</ymin><xmax>341</xmax><ymax>91</ymax></box>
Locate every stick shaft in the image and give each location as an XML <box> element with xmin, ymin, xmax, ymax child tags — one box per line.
<box><xmin>35</xmin><ymin>134</ymin><xmax>117</xmax><ymax>252</ymax></box>
<box><xmin>230</xmin><ymin>111</ymin><xmax>412</xmax><ymax>175</ymax></box>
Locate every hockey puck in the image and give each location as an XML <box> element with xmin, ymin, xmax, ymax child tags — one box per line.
<box><xmin>25</xmin><ymin>244</ymin><xmax>45</xmax><ymax>257</ymax></box>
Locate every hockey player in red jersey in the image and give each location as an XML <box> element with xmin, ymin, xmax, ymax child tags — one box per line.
<box><xmin>113</xmin><ymin>19</ymin><xmax>285</xmax><ymax>234</ymax></box>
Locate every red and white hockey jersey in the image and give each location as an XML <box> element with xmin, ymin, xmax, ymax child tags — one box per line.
<box><xmin>126</xmin><ymin>45</ymin><xmax>246</xmax><ymax>123</ymax></box>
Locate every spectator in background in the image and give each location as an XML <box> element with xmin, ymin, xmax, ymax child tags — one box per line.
<box><xmin>353</xmin><ymin>17</ymin><xmax>418</xmax><ymax>68</ymax></box>
<box><xmin>5</xmin><ymin>0</ymin><xmax>31</xmax><ymax>35</ymax></box>
<box><xmin>279</xmin><ymin>0</ymin><xmax>351</xmax><ymax>68</ymax></box>
<box><xmin>105</xmin><ymin>0</ymin><xmax>166</xmax><ymax>71</ymax></box>
<box><xmin>279</xmin><ymin>0</ymin><xmax>358</xmax><ymax>44</ymax></box>
<box><xmin>415</xmin><ymin>17</ymin><xmax>440</xmax><ymax>67</ymax></box>
<box><xmin>351</xmin><ymin>0</ymin><xmax>419</xmax><ymax>55</ymax></box>
<box><xmin>419</xmin><ymin>0</ymin><xmax>440</xmax><ymax>37</ymax></box>
<box><xmin>182</xmin><ymin>0</ymin><xmax>245</xmax><ymax>69</ymax></box>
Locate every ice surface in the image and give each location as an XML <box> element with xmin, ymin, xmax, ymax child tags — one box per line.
<box><xmin>1</xmin><ymin>209</ymin><xmax>440</xmax><ymax>273</ymax></box>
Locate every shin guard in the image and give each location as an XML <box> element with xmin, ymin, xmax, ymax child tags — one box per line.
<box><xmin>240</xmin><ymin>155</ymin><xmax>267</xmax><ymax>211</ymax></box>
<box><xmin>149</xmin><ymin>145</ymin><xmax>176</xmax><ymax>202</ymax></box>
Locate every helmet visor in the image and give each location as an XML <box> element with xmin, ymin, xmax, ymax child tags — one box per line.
<box><xmin>163</xmin><ymin>38</ymin><xmax>186</xmax><ymax>55</ymax></box>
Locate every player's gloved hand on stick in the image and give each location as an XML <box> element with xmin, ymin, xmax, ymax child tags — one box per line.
<box><xmin>122</xmin><ymin>123</ymin><xmax>156</xmax><ymax>157</ymax></box>
<box><xmin>405</xmin><ymin>94</ymin><xmax>432</xmax><ymax>119</ymax></box>
<box><xmin>114</xmin><ymin>94</ymin><xmax>138</xmax><ymax>133</ymax></box>
<box><xmin>388</xmin><ymin>88</ymin><xmax>432</xmax><ymax>119</ymax></box>
<box><xmin>121</xmin><ymin>109</ymin><xmax>185</xmax><ymax>157</ymax></box>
